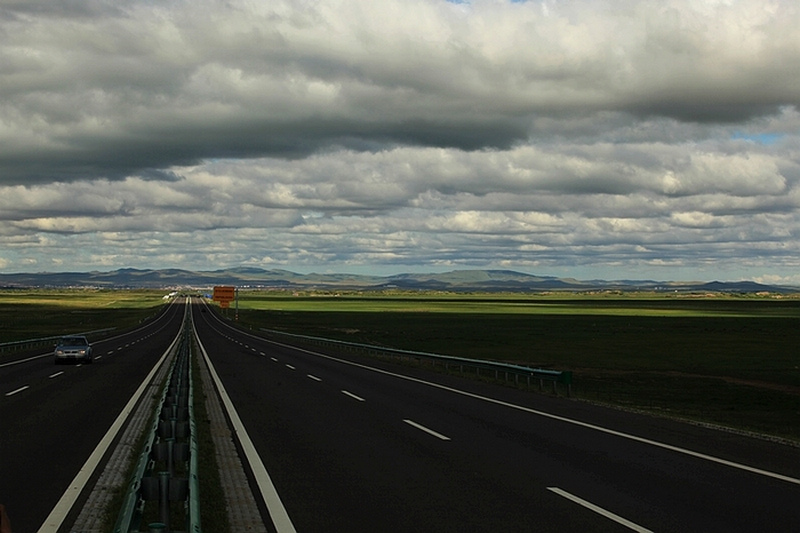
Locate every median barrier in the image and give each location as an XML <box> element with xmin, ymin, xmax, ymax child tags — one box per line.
<box><xmin>114</xmin><ymin>320</ymin><xmax>200</xmax><ymax>533</ymax></box>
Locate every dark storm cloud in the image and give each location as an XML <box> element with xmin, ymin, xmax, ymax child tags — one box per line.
<box><xmin>1</xmin><ymin>0</ymin><xmax>799</xmax><ymax>185</ymax></box>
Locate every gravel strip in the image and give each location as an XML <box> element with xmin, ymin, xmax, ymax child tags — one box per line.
<box><xmin>196</xmin><ymin>349</ymin><xmax>269</xmax><ymax>532</ymax></box>
<box><xmin>69</xmin><ymin>349</ymin><xmax>175</xmax><ymax>532</ymax></box>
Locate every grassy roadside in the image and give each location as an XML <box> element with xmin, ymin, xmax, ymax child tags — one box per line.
<box><xmin>227</xmin><ymin>292</ymin><xmax>800</xmax><ymax>442</ymax></box>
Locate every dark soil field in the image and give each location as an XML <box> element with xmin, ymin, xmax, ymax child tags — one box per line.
<box><xmin>231</xmin><ymin>292</ymin><xmax>800</xmax><ymax>442</ymax></box>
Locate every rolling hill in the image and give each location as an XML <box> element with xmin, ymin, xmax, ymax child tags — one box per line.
<box><xmin>0</xmin><ymin>267</ymin><xmax>795</xmax><ymax>294</ymax></box>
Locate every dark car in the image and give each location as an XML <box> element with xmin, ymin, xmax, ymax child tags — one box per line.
<box><xmin>54</xmin><ymin>335</ymin><xmax>93</xmax><ymax>364</ymax></box>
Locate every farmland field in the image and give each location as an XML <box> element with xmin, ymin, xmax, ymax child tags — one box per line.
<box><xmin>228</xmin><ymin>291</ymin><xmax>800</xmax><ymax>442</ymax></box>
<box><xmin>0</xmin><ymin>289</ymin><xmax>169</xmax><ymax>343</ymax></box>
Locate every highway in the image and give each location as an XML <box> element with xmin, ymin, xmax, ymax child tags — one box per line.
<box><xmin>193</xmin><ymin>300</ymin><xmax>800</xmax><ymax>532</ymax></box>
<box><xmin>0</xmin><ymin>299</ymin><xmax>184</xmax><ymax>533</ymax></box>
<box><xmin>3</xmin><ymin>298</ymin><xmax>799</xmax><ymax>531</ymax></box>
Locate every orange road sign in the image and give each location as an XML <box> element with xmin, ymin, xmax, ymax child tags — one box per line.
<box><xmin>213</xmin><ymin>285</ymin><xmax>235</xmax><ymax>302</ymax></box>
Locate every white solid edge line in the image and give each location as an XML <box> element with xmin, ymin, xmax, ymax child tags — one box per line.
<box><xmin>259</xmin><ymin>337</ymin><xmax>800</xmax><ymax>487</ymax></box>
<box><xmin>193</xmin><ymin>319</ymin><xmax>297</xmax><ymax>533</ymax></box>
<box><xmin>548</xmin><ymin>487</ymin><xmax>654</xmax><ymax>533</ymax></box>
<box><xmin>37</xmin><ymin>325</ymin><xmax>182</xmax><ymax>532</ymax></box>
<box><xmin>404</xmin><ymin>419</ymin><xmax>451</xmax><ymax>441</ymax></box>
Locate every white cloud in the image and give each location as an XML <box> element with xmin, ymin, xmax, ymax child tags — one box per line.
<box><xmin>0</xmin><ymin>0</ymin><xmax>798</xmax><ymax>282</ymax></box>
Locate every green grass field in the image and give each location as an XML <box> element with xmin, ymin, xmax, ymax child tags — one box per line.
<box><xmin>227</xmin><ymin>291</ymin><xmax>800</xmax><ymax>441</ymax></box>
<box><xmin>0</xmin><ymin>289</ymin><xmax>169</xmax><ymax>343</ymax></box>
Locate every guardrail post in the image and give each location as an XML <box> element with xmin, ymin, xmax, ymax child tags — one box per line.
<box><xmin>157</xmin><ymin>471</ymin><xmax>170</xmax><ymax>531</ymax></box>
<box><xmin>560</xmin><ymin>371</ymin><xmax>573</xmax><ymax>398</ymax></box>
<box><xmin>166</xmin><ymin>438</ymin><xmax>175</xmax><ymax>475</ymax></box>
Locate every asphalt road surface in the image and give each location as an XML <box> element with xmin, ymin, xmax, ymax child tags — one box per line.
<box><xmin>0</xmin><ymin>300</ymin><xmax>184</xmax><ymax>533</ymax></box>
<box><xmin>4</xmin><ymin>298</ymin><xmax>799</xmax><ymax>532</ymax></box>
<box><xmin>192</xmin><ymin>301</ymin><xmax>800</xmax><ymax>532</ymax></box>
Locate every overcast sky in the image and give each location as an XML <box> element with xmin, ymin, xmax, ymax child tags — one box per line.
<box><xmin>1</xmin><ymin>0</ymin><xmax>799</xmax><ymax>283</ymax></box>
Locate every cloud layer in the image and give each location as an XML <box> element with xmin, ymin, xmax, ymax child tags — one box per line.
<box><xmin>1</xmin><ymin>0</ymin><xmax>799</xmax><ymax>282</ymax></box>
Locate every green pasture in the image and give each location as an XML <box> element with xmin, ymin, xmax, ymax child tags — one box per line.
<box><xmin>236</xmin><ymin>290</ymin><xmax>800</xmax><ymax>316</ymax></box>
<box><xmin>228</xmin><ymin>291</ymin><xmax>800</xmax><ymax>441</ymax></box>
<box><xmin>0</xmin><ymin>289</ymin><xmax>169</xmax><ymax>342</ymax></box>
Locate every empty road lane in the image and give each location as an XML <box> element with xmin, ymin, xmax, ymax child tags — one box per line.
<box><xmin>193</xmin><ymin>303</ymin><xmax>800</xmax><ymax>532</ymax></box>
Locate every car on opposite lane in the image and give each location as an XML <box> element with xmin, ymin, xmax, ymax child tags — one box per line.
<box><xmin>54</xmin><ymin>335</ymin><xmax>93</xmax><ymax>364</ymax></box>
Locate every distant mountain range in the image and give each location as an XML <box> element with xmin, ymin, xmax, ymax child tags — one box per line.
<box><xmin>0</xmin><ymin>267</ymin><xmax>796</xmax><ymax>293</ymax></box>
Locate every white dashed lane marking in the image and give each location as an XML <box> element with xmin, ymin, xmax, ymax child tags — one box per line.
<box><xmin>341</xmin><ymin>390</ymin><xmax>365</xmax><ymax>402</ymax></box>
<box><xmin>403</xmin><ymin>419</ymin><xmax>450</xmax><ymax>441</ymax></box>
<box><xmin>5</xmin><ymin>385</ymin><xmax>30</xmax><ymax>397</ymax></box>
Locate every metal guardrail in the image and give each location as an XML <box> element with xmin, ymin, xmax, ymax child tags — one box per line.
<box><xmin>259</xmin><ymin>327</ymin><xmax>573</xmax><ymax>396</ymax></box>
<box><xmin>0</xmin><ymin>328</ymin><xmax>117</xmax><ymax>354</ymax></box>
<box><xmin>114</xmin><ymin>320</ymin><xmax>200</xmax><ymax>533</ymax></box>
